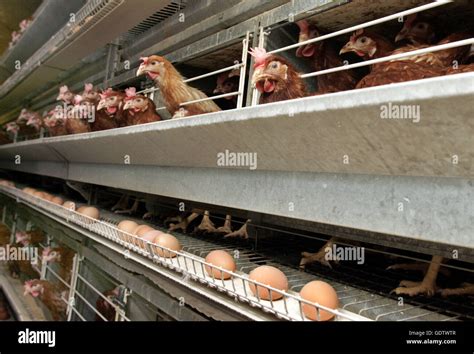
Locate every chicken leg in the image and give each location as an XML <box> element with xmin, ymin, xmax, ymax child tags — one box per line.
<box><xmin>168</xmin><ymin>212</ymin><xmax>200</xmax><ymax>233</ymax></box>
<box><xmin>114</xmin><ymin>198</ymin><xmax>139</xmax><ymax>215</ymax></box>
<box><xmin>224</xmin><ymin>219</ymin><xmax>250</xmax><ymax>239</ymax></box>
<box><xmin>391</xmin><ymin>255</ymin><xmax>443</xmax><ymax>297</ymax></box>
<box><xmin>111</xmin><ymin>194</ymin><xmax>130</xmax><ymax>212</ymax></box>
<box><xmin>439</xmin><ymin>283</ymin><xmax>474</xmax><ymax>297</ymax></box>
<box><xmin>195</xmin><ymin>211</ymin><xmax>217</xmax><ymax>234</ymax></box>
<box><xmin>215</xmin><ymin>215</ymin><xmax>232</xmax><ymax>234</ymax></box>
<box><xmin>387</xmin><ymin>261</ymin><xmax>451</xmax><ymax>277</ymax></box>
<box><xmin>300</xmin><ymin>237</ymin><xmax>338</xmax><ymax>269</ymax></box>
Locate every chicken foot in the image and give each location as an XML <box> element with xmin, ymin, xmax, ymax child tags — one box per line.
<box><xmin>114</xmin><ymin>198</ymin><xmax>140</xmax><ymax>215</ymax></box>
<box><xmin>194</xmin><ymin>210</ymin><xmax>217</xmax><ymax>234</ymax></box>
<box><xmin>439</xmin><ymin>283</ymin><xmax>474</xmax><ymax>297</ymax></box>
<box><xmin>224</xmin><ymin>219</ymin><xmax>250</xmax><ymax>239</ymax></box>
<box><xmin>111</xmin><ymin>194</ymin><xmax>130</xmax><ymax>212</ymax></box>
<box><xmin>300</xmin><ymin>237</ymin><xmax>338</xmax><ymax>269</ymax></box>
<box><xmin>391</xmin><ymin>255</ymin><xmax>443</xmax><ymax>297</ymax></box>
<box><xmin>168</xmin><ymin>212</ymin><xmax>200</xmax><ymax>233</ymax></box>
<box><xmin>387</xmin><ymin>261</ymin><xmax>450</xmax><ymax>277</ymax></box>
<box><xmin>215</xmin><ymin>215</ymin><xmax>232</xmax><ymax>234</ymax></box>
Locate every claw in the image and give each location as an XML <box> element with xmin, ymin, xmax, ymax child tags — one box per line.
<box><xmin>195</xmin><ymin>211</ymin><xmax>217</xmax><ymax>234</ymax></box>
<box><xmin>215</xmin><ymin>215</ymin><xmax>232</xmax><ymax>234</ymax></box>
<box><xmin>224</xmin><ymin>219</ymin><xmax>250</xmax><ymax>239</ymax></box>
<box><xmin>168</xmin><ymin>212</ymin><xmax>199</xmax><ymax>233</ymax></box>
<box><xmin>299</xmin><ymin>238</ymin><xmax>336</xmax><ymax>269</ymax></box>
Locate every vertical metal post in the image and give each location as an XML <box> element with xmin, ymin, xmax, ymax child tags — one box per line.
<box><xmin>251</xmin><ymin>25</ymin><xmax>267</xmax><ymax>106</ymax></box>
<box><xmin>1</xmin><ymin>205</ymin><xmax>6</xmax><ymax>224</ymax></box>
<box><xmin>9</xmin><ymin>212</ymin><xmax>17</xmax><ymax>244</ymax></box>
<box><xmin>66</xmin><ymin>254</ymin><xmax>82</xmax><ymax>321</ymax></box>
<box><xmin>237</xmin><ymin>31</ymin><xmax>250</xmax><ymax>109</ymax></box>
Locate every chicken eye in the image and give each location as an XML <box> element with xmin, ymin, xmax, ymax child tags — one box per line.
<box><xmin>359</xmin><ymin>37</ymin><xmax>368</xmax><ymax>44</ymax></box>
<box><xmin>271</xmin><ymin>62</ymin><xmax>278</xmax><ymax>69</ymax></box>
<box><xmin>151</xmin><ymin>61</ymin><xmax>157</xmax><ymax>65</ymax></box>
<box><xmin>417</xmin><ymin>23</ymin><xmax>427</xmax><ymax>29</ymax></box>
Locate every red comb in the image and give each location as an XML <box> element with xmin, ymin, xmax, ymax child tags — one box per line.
<box><xmin>124</xmin><ymin>87</ymin><xmax>137</xmax><ymax>100</ymax></box>
<box><xmin>249</xmin><ymin>47</ymin><xmax>270</xmax><ymax>69</ymax></box>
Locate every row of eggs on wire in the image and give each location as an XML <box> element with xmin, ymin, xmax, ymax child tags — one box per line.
<box><xmin>18</xmin><ymin>184</ymin><xmax>339</xmax><ymax>321</ymax></box>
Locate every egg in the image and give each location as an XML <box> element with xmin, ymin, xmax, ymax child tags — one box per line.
<box><xmin>23</xmin><ymin>187</ymin><xmax>34</xmax><ymax>194</ymax></box>
<box><xmin>76</xmin><ymin>206</ymin><xmax>87</xmax><ymax>213</ymax></box>
<box><xmin>134</xmin><ymin>225</ymin><xmax>154</xmax><ymax>237</ymax></box>
<box><xmin>43</xmin><ymin>193</ymin><xmax>54</xmax><ymax>201</ymax></box>
<box><xmin>140</xmin><ymin>230</ymin><xmax>163</xmax><ymax>249</ymax></box>
<box><xmin>33</xmin><ymin>191</ymin><xmax>46</xmax><ymax>199</ymax></box>
<box><xmin>205</xmin><ymin>250</ymin><xmax>236</xmax><ymax>280</ymax></box>
<box><xmin>248</xmin><ymin>265</ymin><xmax>288</xmax><ymax>300</ymax></box>
<box><xmin>153</xmin><ymin>233</ymin><xmax>181</xmax><ymax>258</ymax></box>
<box><xmin>51</xmin><ymin>196</ymin><xmax>64</xmax><ymax>205</ymax></box>
<box><xmin>300</xmin><ymin>281</ymin><xmax>339</xmax><ymax>321</ymax></box>
<box><xmin>117</xmin><ymin>220</ymin><xmax>139</xmax><ymax>242</ymax></box>
<box><xmin>78</xmin><ymin>206</ymin><xmax>100</xmax><ymax>220</ymax></box>
<box><xmin>63</xmin><ymin>201</ymin><xmax>76</xmax><ymax>210</ymax></box>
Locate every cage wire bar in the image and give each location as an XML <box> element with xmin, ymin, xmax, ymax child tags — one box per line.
<box><xmin>0</xmin><ymin>184</ymin><xmax>366</xmax><ymax>322</ymax></box>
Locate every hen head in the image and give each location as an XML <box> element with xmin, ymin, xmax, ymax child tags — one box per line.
<box><xmin>15</xmin><ymin>231</ymin><xmax>30</xmax><ymax>246</ymax></box>
<box><xmin>97</xmin><ymin>89</ymin><xmax>124</xmax><ymax>115</ymax></box>
<box><xmin>340</xmin><ymin>29</ymin><xmax>394</xmax><ymax>60</ymax></box>
<box><xmin>395</xmin><ymin>14</ymin><xmax>436</xmax><ymax>45</ymax></box>
<box><xmin>42</xmin><ymin>247</ymin><xmax>61</xmax><ymax>263</ymax></box>
<box><xmin>250</xmin><ymin>47</ymin><xmax>291</xmax><ymax>94</ymax></box>
<box><xmin>5</xmin><ymin>122</ymin><xmax>19</xmax><ymax>134</ymax></box>
<box><xmin>17</xmin><ymin>108</ymin><xmax>30</xmax><ymax>123</ymax></box>
<box><xmin>213</xmin><ymin>70</ymin><xmax>240</xmax><ymax>98</ymax></box>
<box><xmin>295</xmin><ymin>19</ymin><xmax>322</xmax><ymax>58</ymax></box>
<box><xmin>24</xmin><ymin>280</ymin><xmax>44</xmax><ymax>297</ymax></box>
<box><xmin>57</xmin><ymin>85</ymin><xmax>74</xmax><ymax>104</ymax></box>
<box><xmin>82</xmin><ymin>83</ymin><xmax>100</xmax><ymax>103</ymax></box>
<box><xmin>26</xmin><ymin>113</ymin><xmax>42</xmax><ymax>130</ymax></box>
<box><xmin>136</xmin><ymin>55</ymin><xmax>169</xmax><ymax>82</ymax></box>
<box><xmin>123</xmin><ymin>87</ymin><xmax>150</xmax><ymax>113</ymax></box>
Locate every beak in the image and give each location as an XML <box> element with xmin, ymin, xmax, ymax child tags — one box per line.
<box><xmin>136</xmin><ymin>64</ymin><xmax>147</xmax><ymax>77</ymax></box>
<box><xmin>123</xmin><ymin>101</ymin><xmax>132</xmax><ymax>110</ymax></box>
<box><xmin>213</xmin><ymin>88</ymin><xmax>220</xmax><ymax>94</ymax></box>
<box><xmin>339</xmin><ymin>42</ymin><xmax>354</xmax><ymax>55</ymax></box>
<box><xmin>56</xmin><ymin>94</ymin><xmax>62</xmax><ymax>101</ymax></box>
<box><xmin>395</xmin><ymin>30</ymin><xmax>408</xmax><ymax>43</ymax></box>
<box><xmin>97</xmin><ymin>100</ymin><xmax>106</xmax><ymax>111</ymax></box>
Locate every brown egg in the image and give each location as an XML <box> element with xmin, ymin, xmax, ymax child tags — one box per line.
<box><xmin>22</xmin><ymin>187</ymin><xmax>34</xmax><ymax>194</ymax></box>
<box><xmin>117</xmin><ymin>220</ymin><xmax>139</xmax><ymax>242</ymax></box>
<box><xmin>76</xmin><ymin>206</ymin><xmax>87</xmax><ymax>213</ymax></box>
<box><xmin>50</xmin><ymin>196</ymin><xmax>64</xmax><ymax>205</ymax></box>
<box><xmin>134</xmin><ymin>225</ymin><xmax>154</xmax><ymax>237</ymax></box>
<box><xmin>248</xmin><ymin>265</ymin><xmax>288</xmax><ymax>300</ymax></box>
<box><xmin>140</xmin><ymin>230</ymin><xmax>163</xmax><ymax>249</ymax></box>
<box><xmin>300</xmin><ymin>281</ymin><xmax>339</xmax><ymax>321</ymax></box>
<box><xmin>205</xmin><ymin>250</ymin><xmax>236</xmax><ymax>280</ymax></box>
<box><xmin>33</xmin><ymin>191</ymin><xmax>46</xmax><ymax>199</ymax></box>
<box><xmin>153</xmin><ymin>233</ymin><xmax>181</xmax><ymax>258</ymax></box>
<box><xmin>63</xmin><ymin>201</ymin><xmax>76</xmax><ymax>210</ymax></box>
<box><xmin>43</xmin><ymin>193</ymin><xmax>54</xmax><ymax>201</ymax></box>
<box><xmin>78</xmin><ymin>206</ymin><xmax>100</xmax><ymax>220</ymax></box>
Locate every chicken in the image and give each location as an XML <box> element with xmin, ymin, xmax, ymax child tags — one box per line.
<box><xmin>340</xmin><ymin>29</ymin><xmax>444</xmax><ymax>89</ymax></box>
<box><xmin>43</xmin><ymin>108</ymin><xmax>68</xmax><ymax>137</ymax></box>
<box><xmin>249</xmin><ymin>47</ymin><xmax>307</xmax><ymax>104</ymax></box>
<box><xmin>81</xmin><ymin>83</ymin><xmax>100</xmax><ymax>103</ymax></box>
<box><xmin>8</xmin><ymin>256</ymin><xmax>40</xmax><ymax>280</ymax></box>
<box><xmin>395</xmin><ymin>14</ymin><xmax>436</xmax><ymax>45</ymax></box>
<box><xmin>56</xmin><ymin>85</ymin><xmax>75</xmax><ymax>105</ymax></box>
<box><xmin>136</xmin><ymin>55</ymin><xmax>221</xmax><ymax>117</ymax></box>
<box><xmin>395</xmin><ymin>14</ymin><xmax>473</xmax><ymax>69</ymax></box>
<box><xmin>295</xmin><ymin>20</ymin><xmax>359</xmax><ymax>94</ymax></box>
<box><xmin>24</xmin><ymin>279</ymin><xmax>67</xmax><ymax>321</ymax></box>
<box><xmin>96</xmin><ymin>88</ymin><xmax>128</xmax><ymax>128</ymax></box>
<box><xmin>15</xmin><ymin>230</ymin><xmax>45</xmax><ymax>247</ymax></box>
<box><xmin>65</xmin><ymin>95</ymin><xmax>91</xmax><ymax>135</ymax></box>
<box><xmin>95</xmin><ymin>286</ymin><xmax>120</xmax><ymax>321</ymax></box>
<box><xmin>123</xmin><ymin>87</ymin><xmax>161</xmax><ymax>125</ymax></box>
<box><xmin>25</xmin><ymin>111</ymin><xmax>43</xmax><ymax>136</ymax></box>
<box><xmin>0</xmin><ymin>129</ymin><xmax>12</xmax><ymax>145</ymax></box>
<box><xmin>213</xmin><ymin>69</ymin><xmax>240</xmax><ymax>109</ymax></box>
<box><xmin>0</xmin><ymin>293</ymin><xmax>10</xmax><ymax>320</ymax></box>
<box><xmin>42</xmin><ymin>246</ymin><xmax>75</xmax><ymax>284</ymax></box>
<box><xmin>0</xmin><ymin>223</ymin><xmax>10</xmax><ymax>245</ymax></box>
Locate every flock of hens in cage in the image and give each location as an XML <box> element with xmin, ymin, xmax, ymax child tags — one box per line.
<box><xmin>0</xmin><ymin>13</ymin><xmax>473</xmax><ymax>321</ymax></box>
